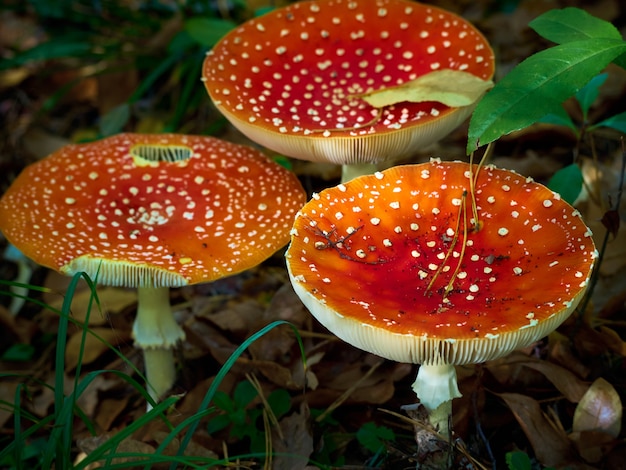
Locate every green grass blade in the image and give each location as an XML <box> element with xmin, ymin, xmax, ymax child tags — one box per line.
<box><xmin>166</xmin><ymin>52</ymin><xmax>204</xmax><ymax>131</ymax></box>
<box><xmin>0</xmin><ymin>414</ymin><xmax>56</xmax><ymax>466</ymax></box>
<box><xmin>129</xmin><ymin>53</ymin><xmax>181</xmax><ymax>104</ymax></box>
<box><xmin>0</xmin><ymin>39</ymin><xmax>93</xmax><ymax>70</ymax></box>
<box><xmin>467</xmin><ymin>38</ymin><xmax>626</xmax><ymax>153</ymax></box>
<box><xmin>74</xmin><ymin>395</ymin><xmax>180</xmax><ymax>469</ymax></box>
<box><xmin>159</xmin><ymin>320</ymin><xmax>306</xmax><ymax>470</ymax></box>
<box><xmin>12</xmin><ymin>384</ymin><xmax>23</xmax><ymax>470</ymax></box>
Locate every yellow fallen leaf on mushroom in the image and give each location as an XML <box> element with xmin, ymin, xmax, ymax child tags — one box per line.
<box><xmin>359</xmin><ymin>69</ymin><xmax>494</xmax><ymax>108</ymax></box>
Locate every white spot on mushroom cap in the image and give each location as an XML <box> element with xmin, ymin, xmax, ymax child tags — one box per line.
<box><xmin>0</xmin><ymin>133</ymin><xmax>305</xmax><ymax>287</ymax></box>
<box><xmin>202</xmin><ymin>0</ymin><xmax>495</xmax><ymax>148</ymax></box>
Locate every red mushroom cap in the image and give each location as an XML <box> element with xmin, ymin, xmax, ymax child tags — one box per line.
<box><xmin>286</xmin><ymin>160</ymin><xmax>596</xmax><ymax>365</ymax></box>
<box><xmin>0</xmin><ymin>133</ymin><xmax>306</xmax><ymax>287</ymax></box>
<box><xmin>203</xmin><ymin>0</ymin><xmax>494</xmax><ymax>164</ymax></box>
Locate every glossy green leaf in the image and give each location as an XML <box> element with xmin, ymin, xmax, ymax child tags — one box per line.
<box><xmin>576</xmin><ymin>73</ymin><xmax>607</xmax><ymax>118</ymax></box>
<box><xmin>184</xmin><ymin>17</ymin><xmax>237</xmax><ymax>47</ymax></box>
<box><xmin>613</xmin><ymin>53</ymin><xmax>626</xmax><ymax>70</ymax></box>
<box><xmin>538</xmin><ymin>106</ymin><xmax>577</xmax><ymax>134</ymax></box>
<box><xmin>529</xmin><ymin>7</ymin><xmax>622</xmax><ymax>44</ymax></box>
<box><xmin>592</xmin><ymin>111</ymin><xmax>626</xmax><ymax>133</ymax></box>
<box><xmin>467</xmin><ymin>38</ymin><xmax>626</xmax><ymax>153</ymax></box>
<box><xmin>547</xmin><ymin>163</ymin><xmax>583</xmax><ymax>204</ymax></box>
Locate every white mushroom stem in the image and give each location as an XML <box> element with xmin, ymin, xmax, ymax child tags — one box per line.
<box><xmin>132</xmin><ymin>286</ymin><xmax>186</xmax><ymax>405</ymax></box>
<box><xmin>142</xmin><ymin>348</ymin><xmax>176</xmax><ymax>407</ymax></box>
<box><xmin>341</xmin><ymin>163</ymin><xmax>379</xmax><ymax>183</ymax></box>
<box><xmin>4</xmin><ymin>244</ymin><xmax>33</xmax><ymax>316</ymax></box>
<box><xmin>412</xmin><ymin>364</ymin><xmax>461</xmax><ymax>436</ymax></box>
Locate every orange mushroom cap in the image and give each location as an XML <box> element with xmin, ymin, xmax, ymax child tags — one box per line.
<box><xmin>202</xmin><ymin>0</ymin><xmax>495</xmax><ymax>165</ymax></box>
<box><xmin>286</xmin><ymin>160</ymin><xmax>597</xmax><ymax>366</ymax></box>
<box><xmin>0</xmin><ymin>133</ymin><xmax>306</xmax><ymax>287</ymax></box>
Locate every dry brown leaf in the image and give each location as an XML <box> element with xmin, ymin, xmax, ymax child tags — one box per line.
<box><xmin>75</xmin><ymin>373</ymin><xmax>125</xmax><ymax>418</ymax></box>
<box><xmin>151</xmin><ymin>430</ymin><xmax>219</xmax><ymax>459</ymax></box>
<box><xmin>271</xmin><ymin>402</ymin><xmax>313</xmax><ymax>470</ymax></box>
<box><xmin>549</xmin><ymin>336</ymin><xmax>591</xmax><ymax>379</ymax></box>
<box><xmin>0</xmin><ymin>304</ymin><xmax>39</xmax><ymax>343</ymax></box>
<box><xmin>569</xmin><ymin>430</ymin><xmax>618</xmax><ymax>464</ymax></box>
<box><xmin>242</xmin><ymin>357</ymin><xmax>302</xmax><ymax>389</ymax></box>
<box><xmin>597</xmin><ymin>326</ymin><xmax>626</xmax><ymax>356</ymax></box>
<box><xmin>65</xmin><ymin>327</ymin><xmax>131</xmax><ymax>370</ymax></box>
<box><xmin>498</xmin><ymin>392</ymin><xmax>576</xmax><ymax>467</ymax></box>
<box><xmin>487</xmin><ymin>351</ymin><xmax>589</xmax><ymax>402</ymax></box>
<box><xmin>204</xmin><ymin>299</ymin><xmax>264</xmax><ymax>335</ymax></box>
<box><xmin>573</xmin><ymin>377</ymin><xmax>622</xmax><ymax>437</ymax></box>
<box><xmin>184</xmin><ymin>317</ymin><xmax>238</xmax><ymax>365</ymax></box>
<box><xmin>94</xmin><ymin>396</ymin><xmax>131</xmax><ymax>432</ymax></box>
<box><xmin>520</xmin><ymin>356</ymin><xmax>589</xmax><ymax>403</ymax></box>
<box><xmin>359</xmin><ymin>69</ymin><xmax>493</xmax><ymax>108</ymax></box>
<box><xmin>77</xmin><ymin>434</ymin><xmax>156</xmax><ymax>468</ymax></box>
<box><xmin>41</xmin><ymin>272</ymin><xmax>137</xmax><ymax>329</ymax></box>
<box><xmin>0</xmin><ymin>381</ymin><xmax>20</xmax><ymax>428</ymax></box>
<box><xmin>31</xmin><ymin>377</ymin><xmax>56</xmax><ymax>417</ymax></box>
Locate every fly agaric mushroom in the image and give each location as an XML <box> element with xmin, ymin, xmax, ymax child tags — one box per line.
<box><xmin>286</xmin><ymin>160</ymin><xmax>596</xmax><ymax>434</ymax></box>
<box><xmin>0</xmin><ymin>133</ymin><xmax>306</xmax><ymax>404</ymax></box>
<box><xmin>202</xmin><ymin>0</ymin><xmax>494</xmax><ymax>181</ymax></box>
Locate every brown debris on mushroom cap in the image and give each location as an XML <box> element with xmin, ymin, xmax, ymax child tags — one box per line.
<box><xmin>0</xmin><ymin>133</ymin><xmax>306</xmax><ymax>288</ymax></box>
<box><xmin>203</xmin><ymin>0</ymin><xmax>494</xmax><ymax>165</ymax></box>
<box><xmin>286</xmin><ymin>160</ymin><xmax>597</xmax><ymax>366</ymax></box>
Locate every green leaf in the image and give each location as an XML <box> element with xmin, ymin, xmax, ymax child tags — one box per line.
<box><xmin>1</xmin><ymin>39</ymin><xmax>93</xmax><ymax>69</ymax></box>
<box><xmin>229</xmin><ymin>408</ymin><xmax>248</xmax><ymax>428</ymax></box>
<box><xmin>233</xmin><ymin>380</ymin><xmax>258</xmax><ymax>408</ymax></box>
<box><xmin>538</xmin><ymin>106</ymin><xmax>577</xmax><ymax>133</ymax></box>
<box><xmin>207</xmin><ymin>413</ymin><xmax>232</xmax><ymax>434</ymax></box>
<box><xmin>167</xmin><ymin>30</ymin><xmax>197</xmax><ymax>55</ymax></box>
<box><xmin>255</xmin><ymin>6</ymin><xmax>276</xmax><ymax>17</ymax></box>
<box><xmin>359</xmin><ymin>70</ymin><xmax>493</xmax><ymax>108</ymax></box>
<box><xmin>356</xmin><ymin>422</ymin><xmax>395</xmax><ymax>454</ymax></box>
<box><xmin>272</xmin><ymin>155</ymin><xmax>293</xmax><ymax>170</ymax></box>
<box><xmin>98</xmin><ymin>103</ymin><xmax>130</xmax><ymax>137</ymax></box>
<box><xmin>1</xmin><ymin>344</ymin><xmax>35</xmax><ymax>362</ymax></box>
<box><xmin>211</xmin><ymin>390</ymin><xmax>234</xmax><ymax>413</ymax></box>
<box><xmin>184</xmin><ymin>17</ymin><xmax>237</xmax><ymax>47</ymax></box>
<box><xmin>467</xmin><ymin>38</ymin><xmax>626</xmax><ymax>153</ymax></box>
<box><xmin>529</xmin><ymin>8</ymin><xmax>622</xmax><ymax>44</ymax></box>
<box><xmin>613</xmin><ymin>53</ymin><xmax>626</xmax><ymax>70</ymax></box>
<box><xmin>547</xmin><ymin>163</ymin><xmax>583</xmax><ymax>204</ymax></box>
<box><xmin>505</xmin><ymin>451</ymin><xmax>532</xmax><ymax>470</ymax></box>
<box><xmin>576</xmin><ymin>73</ymin><xmax>607</xmax><ymax>118</ymax></box>
<box><xmin>267</xmin><ymin>389</ymin><xmax>291</xmax><ymax>419</ymax></box>
<box><xmin>591</xmin><ymin>111</ymin><xmax>626</xmax><ymax>133</ymax></box>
